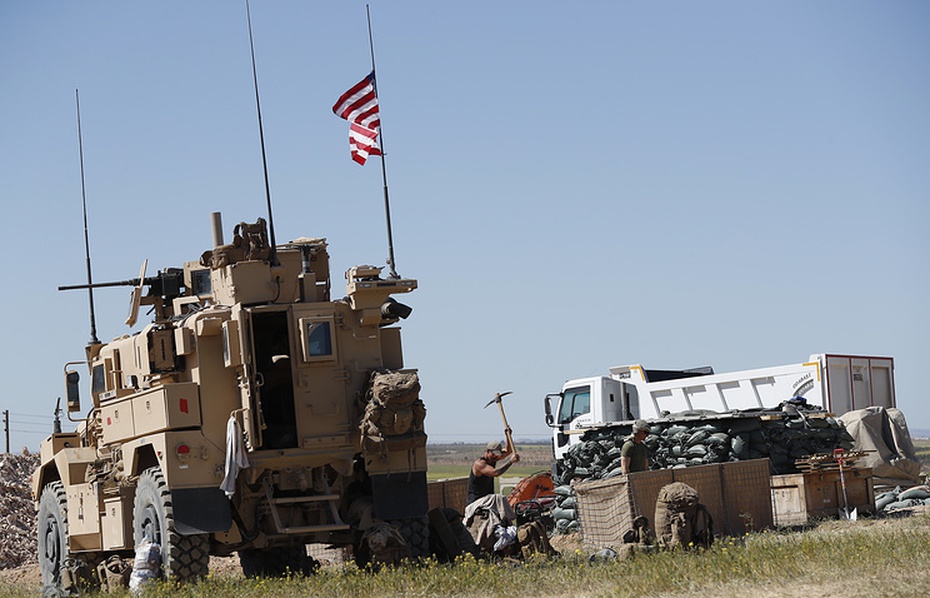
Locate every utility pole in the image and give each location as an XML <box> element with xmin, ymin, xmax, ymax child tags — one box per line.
<box><xmin>3</xmin><ymin>410</ymin><xmax>8</xmax><ymax>454</ymax></box>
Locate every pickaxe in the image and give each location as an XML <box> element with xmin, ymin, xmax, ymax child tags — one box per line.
<box><xmin>484</xmin><ymin>391</ymin><xmax>516</xmax><ymax>466</ymax></box>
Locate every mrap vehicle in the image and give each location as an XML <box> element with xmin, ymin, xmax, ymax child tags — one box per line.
<box><xmin>34</xmin><ymin>214</ymin><xmax>427</xmax><ymax>589</ymax></box>
<box><xmin>545</xmin><ymin>353</ymin><xmax>895</xmax><ymax>460</ymax></box>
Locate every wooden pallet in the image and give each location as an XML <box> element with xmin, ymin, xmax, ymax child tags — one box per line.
<box><xmin>759</xmin><ymin>412</ymin><xmax>836</xmax><ymax>421</ymax></box>
<box><xmin>794</xmin><ymin>451</ymin><xmax>868</xmax><ymax>472</ymax></box>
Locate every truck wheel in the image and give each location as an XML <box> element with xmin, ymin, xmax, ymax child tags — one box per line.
<box><xmin>37</xmin><ymin>481</ymin><xmax>68</xmax><ymax>588</ymax></box>
<box><xmin>428</xmin><ymin>507</ymin><xmax>479</xmax><ymax>562</ymax></box>
<box><xmin>133</xmin><ymin>467</ymin><xmax>209</xmax><ymax>581</ymax></box>
<box><xmin>239</xmin><ymin>545</ymin><xmax>319</xmax><ymax>577</ymax></box>
<box><xmin>37</xmin><ymin>481</ymin><xmax>103</xmax><ymax>593</ymax></box>
<box><xmin>394</xmin><ymin>515</ymin><xmax>430</xmax><ymax>560</ymax></box>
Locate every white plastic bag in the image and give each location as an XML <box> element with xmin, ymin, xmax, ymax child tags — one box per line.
<box><xmin>128</xmin><ymin>537</ymin><xmax>162</xmax><ymax>593</ymax></box>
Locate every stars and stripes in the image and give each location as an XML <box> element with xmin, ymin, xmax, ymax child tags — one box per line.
<box><xmin>333</xmin><ymin>71</ymin><xmax>382</xmax><ymax>165</ymax></box>
<box><xmin>348</xmin><ymin>122</ymin><xmax>381</xmax><ymax>166</ymax></box>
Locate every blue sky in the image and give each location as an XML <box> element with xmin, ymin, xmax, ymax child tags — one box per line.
<box><xmin>1</xmin><ymin>1</ymin><xmax>928</xmax><ymax>452</ymax></box>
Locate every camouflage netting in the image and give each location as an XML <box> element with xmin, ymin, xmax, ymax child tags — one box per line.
<box><xmin>0</xmin><ymin>451</ymin><xmax>40</xmax><ymax>569</ymax></box>
<box><xmin>550</xmin><ymin>401</ymin><xmax>855</xmax><ymax>534</ymax></box>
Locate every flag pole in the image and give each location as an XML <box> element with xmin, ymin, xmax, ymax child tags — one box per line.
<box><xmin>366</xmin><ymin>4</ymin><xmax>399</xmax><ymax>279</ymax></box>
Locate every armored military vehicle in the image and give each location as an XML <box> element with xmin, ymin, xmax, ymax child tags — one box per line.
<box><xmin>33</xmin><ymin>213</ymin><xmax>427</xmax><ymax>590</ymax></box>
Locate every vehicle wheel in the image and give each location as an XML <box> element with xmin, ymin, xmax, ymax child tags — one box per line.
<box><xmin>239</xmin><ymin>545</ymin><xmax>319</xmax><ymax>577</ymax></box>
<box><xmin>428</xmin><ymin>507</ymin><xmax>479</xmax><ymax>562</ymax></box>
<box><xmin>37</xmin><ymin>481</ymin><xmax>102</xmax><ymax>593</ymax></box>
<box><xmin>38</xmin><ymin>481</ymin><xmax>68</xmax><ymax>588</ymax></box>
<box><xmin>394</xmin><ymin>515</ymin><xmax>430</xmax><ymax>560</ymax></box>
<box><xmin>133</xmin><ymin>467</ymin><xmax>209</xmax><ymax>581</ymax></box>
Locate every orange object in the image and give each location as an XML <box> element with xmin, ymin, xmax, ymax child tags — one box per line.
<box><xmin>508</xmin><ymin>470</ymin><xmax>556</xmax><ymax>507</ymax></box>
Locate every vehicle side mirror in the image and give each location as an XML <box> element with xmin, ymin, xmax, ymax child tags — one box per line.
<box><xmin>65</xmin><ymin>370</ymin><xmax>81</xmax><ymax>413</ymax></box>
<box><xmin>544</xmin><ymin>393</ymin><xmax>560</xmax><ymax>427</ymax></box>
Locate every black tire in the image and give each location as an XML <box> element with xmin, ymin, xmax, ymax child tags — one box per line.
<box><xmin>394</xmin><ymin>515</ymin><xmax>430</xmax><ymax>560</ymax></box>
<box><xmin>133</xmin><ymin>467</ymin><xmax>209</xmax><ymax>581</ymax></box>
<box><xmin>37</xmin><ymin>481</ymin><xmax>68</xmax><ymax>588</ymax></box>
<box><xmin>37</xmin><ymin>481</ymin><xmax>101</xmax><ymax>593</ymax></box>
<box><xmin>239</xmin><ymin>545</ymin><xmax>319</xmax><ymax>578</ymax></box>
<box><xmin>429</xmin><ymin>507</ymin><xmax>481</xmax><ymax>562</ymax></box>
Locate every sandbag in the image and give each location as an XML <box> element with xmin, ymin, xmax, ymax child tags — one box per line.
<box><xmin>898</xmin><ymin>485</ymin><xmax>930</xmax><ymax>501</ymax></box>
<box><xmin>875</xmin><ymin>492</ymin><xmax>899</xmax><ymax>511</ymax></box>
<box><xmin>553</xmin><ymin>485</ymin><xmax>573</xmax><ymax>497</ymax></box>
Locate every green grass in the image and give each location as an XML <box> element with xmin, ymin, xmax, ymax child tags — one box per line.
<box><xmin>8</xmin><ymin>512</ymin><xmax>930</xmax><ymax>597</ymax></box>
<box><xmin>11</xmin><ymin>441</ymin><xmax>928</xmax><ymax>596</ymax></box>
<box><xmin>426</xmin><ymin>464</ymin><xmax>469</xmax><ymax>480</ymax></box>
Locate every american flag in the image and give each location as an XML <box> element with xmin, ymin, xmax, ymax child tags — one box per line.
<box><xmin>333</xmin><ymin>71</ymin><xmax>382</xmax><ymax>165</ymax></box>
<box><xmin>348</xmin><ymin>122</ymin><xmax>380</xmax><ymax>166</ymax></box>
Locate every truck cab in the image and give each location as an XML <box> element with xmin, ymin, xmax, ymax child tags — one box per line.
<box><xmin>545</xmin><ymin>376</ymin><xmax>630</xmax><ymax>460</ymax></box>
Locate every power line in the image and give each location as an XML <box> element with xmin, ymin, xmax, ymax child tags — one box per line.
<box><xmin>4</xmin><ymin>412</ymin><xmax>49</xmax><ymax>420</ymax></box>
<box><xmin>9</xmin><ymin>418</ymin><xmax>52</xmax><ymax>426</ymax></box>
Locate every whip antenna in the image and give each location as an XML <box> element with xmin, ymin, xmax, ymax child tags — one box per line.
<box><xmin>245</xmin><ymin>0</ymin><xmax>278</xmax><ymax>265</ymax></box>
<box><xmin>75</xmin><ymin>89</ymin><xmax>99</xmax><ymax>345</ymax></box>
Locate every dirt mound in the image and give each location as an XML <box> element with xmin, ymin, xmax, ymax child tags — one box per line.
<box><xmin>0</xmin><ymin>451</ymin><xmax>40</xmax><ymax>570</ymax></box>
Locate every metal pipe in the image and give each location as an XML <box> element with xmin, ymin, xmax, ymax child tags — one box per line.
<box><xmin>211</xmin><ymin>212</ymin><xmax>224</xmax><ymax>248</ymax></box>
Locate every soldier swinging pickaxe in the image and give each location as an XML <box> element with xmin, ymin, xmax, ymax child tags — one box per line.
<box><xmin>484</xmin><ymin>391</ymin><xmax>518</xmax><ymax>468</ymax></box>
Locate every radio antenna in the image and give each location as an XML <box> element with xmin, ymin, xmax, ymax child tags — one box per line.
<box><xmin>75</xmin><ymin>89</ymin><xmax>100</xmax><ymax>345</ymax></box>
<box><xmin>245</xmin><ymin>0</ymin><xmax>278</xmax><ymax>265</ymax></box>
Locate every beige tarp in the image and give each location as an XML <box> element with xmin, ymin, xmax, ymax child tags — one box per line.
<box><xmin>839</xmin><ymin>406</ymin><xmax>920</xmax><ymax>486</ymax></box>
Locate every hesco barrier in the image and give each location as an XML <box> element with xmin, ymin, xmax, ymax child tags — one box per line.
<box><xmin>574</xmin><ymin>459</ymin><xmax>773</xmax><ymax>550</ymax></box>
<box><xmin>427</xmin><ymin>477</ymin><xmax>469</xmax><ymax>514</ymax></box>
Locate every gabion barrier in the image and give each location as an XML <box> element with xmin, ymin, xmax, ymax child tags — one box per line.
<box><xmin>549</xmin><ymin>404</ymin><xmax>855</xmax><ymax>534</ymax></box>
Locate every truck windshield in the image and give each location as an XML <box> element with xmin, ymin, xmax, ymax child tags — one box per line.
<box><xmin>558</xmin><ymin>387</ymin><xmax>590</xmax><ymax>424</ymax></box>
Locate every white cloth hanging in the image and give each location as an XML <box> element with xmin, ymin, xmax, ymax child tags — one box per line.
<box><xmin>220</xmin><ymin>414</ymin><xmax>250</xmax><ymax>498</ymax></box>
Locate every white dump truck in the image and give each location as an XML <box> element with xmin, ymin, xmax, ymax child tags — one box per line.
<box><xmin>544</xmin><ymin>353</ymin><xmax>895</xmax><ymax>460</ymax></box>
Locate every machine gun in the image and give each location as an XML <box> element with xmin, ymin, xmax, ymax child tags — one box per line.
<box><xmin>59</xmin><ymin>264</ymin><xmax>186</xmax><ymax>328</ymax></box>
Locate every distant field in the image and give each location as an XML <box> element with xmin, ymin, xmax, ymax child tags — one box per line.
<box><xmin>426</xmin><ymin>442</ymin><xmax>553</xmax><ymax>482</ymax></box>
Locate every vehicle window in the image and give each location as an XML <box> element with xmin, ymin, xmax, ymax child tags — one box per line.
<box><xmin>305</xmin><ymin>321</ymin><xmax>332</xmax><ymax>357</ymax></box>
<box><xmin>558</xmin><ymin>387</ymin><xmax>590</xmax><ymax>424</ymax></box>
<box><xmin>92</xmin><ymin>364</ymin><xmax>106</xmax><ymax>395</ymax></box>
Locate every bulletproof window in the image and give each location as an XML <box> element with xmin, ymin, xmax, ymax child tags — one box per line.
<box><xmin>92</xmin><ymin>364</ymin><xmax>106</xmax><ymax>395</ymax></box>
<box><xmin>306</xmin><ymin>321</ymin><xmax>332</xmax><ymax>357</ymax></box>
<box><xmin>558</xmin><ymin>386</ymin><xmax>591</xmax><ymax>424</ymax></box>
<box><xmin>190</xmin><ymin>268</ymin><xmax>211</xmax><ymax>296</ymax></box>
<box><xmin>298</xmin><ymin>317</ymin><xmax>336</xmax><ymax>362</ymax></box>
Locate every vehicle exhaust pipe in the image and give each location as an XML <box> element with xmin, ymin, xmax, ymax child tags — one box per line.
<box><xmin>211</xmin><ymin>212</ymin><xmax>224</xmax><ymax>248</ymax></box>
